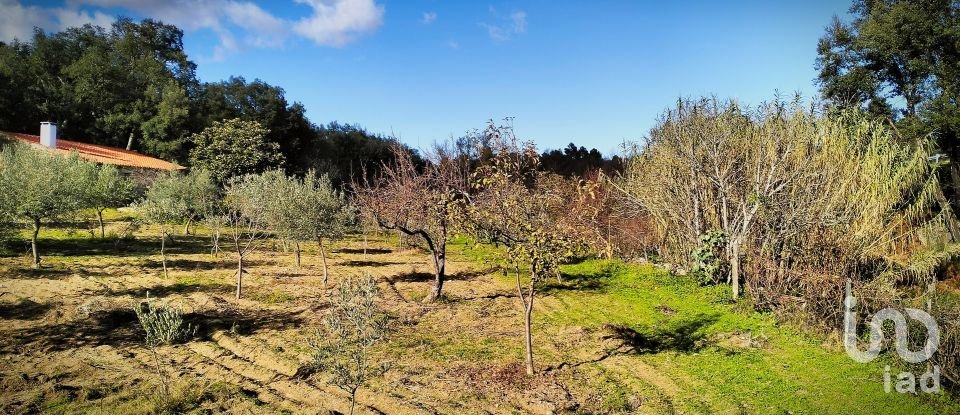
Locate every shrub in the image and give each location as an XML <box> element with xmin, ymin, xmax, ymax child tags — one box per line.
<box><xmin>133</xmin><ymin>294</ymin><xmax>195</xmax><ymax>346</ymax></box>
<box><xmin>691</xmin><ymin>229</ymin><xmax>728</xmax><ymax>285</ymax></box>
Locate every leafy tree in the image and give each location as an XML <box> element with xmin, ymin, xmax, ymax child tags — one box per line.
<box><xmin>176</xmin><ymin>169</ymin><xmax>218</xmax><ymax>235</ymax></box>
<box><xmin>309</xmin><ymin>274</ymin><xmax>390</xmax><ymax>415</ymax></box>
<box><xmin>816</xmin><ymin>0</ymin><xmax>960</xmax><ymax>205</ymax></box>
<box><xmin>137</xmin><ymin>172</ymin><xmax>191</xmax><ymax>278</ymax></box>
<box><xmin>300</xmin><ymin>122</ymin><xmax>414</xmax><ymax>187</ymax></box>
<box><xmin>222</xmin><ymin>173</ymin><xmax>274</xmax><ymax>299</ymax></box>
<box><xmin>0</xmin><ymin>144</ymin><xmax>96</xmax><ymax>267</ymax></box>
<box><xmin>85</xmin><ymin>164</ymin><xmax>138</xmax><ymax>238</ymax></box>
<box><xmin>463</xmin><ymin>121</ymin><xmax>579</xmax><ymax>375</ymax></box>
<box><xmin>0</xmin><ymin>142</ymin><xmax>17</xmax><ymax>240</ymax></box>
<box><xmin>189</xmin><ymin>118</ymin><xmax>283</xmax><ymax>184</ymax></box>
<box><xmin>198</xmin><ymin>77</ymin><xmax>314</xmax><ymax>164</ymax></box>
<box><xmin>264</xmin><ymin>170</ymin><xmax>353</xmax><ymax>282</ymax></box>
<box><xmin>355</xmin><ymin>143</ymin><xmax>466</xmax><ymax>302</ymax></box>
<box><xmin>300</xmin><ymin>171</ymin><xmax>355</xmax><ymax>285</ymax></box>
<box><xmin>0</xmin><ymin>19</ymin><xmax>198</xmax><ymax>160</ymax></box>
<box><xmin>140</xmin><ymin>80</ymin><xmax>192</xmax><ymax>160</ymax></box>
<box><xmin>540</xmin><ymin>143</ymin><xmax>605</xmax><ymax>177</ymax></box>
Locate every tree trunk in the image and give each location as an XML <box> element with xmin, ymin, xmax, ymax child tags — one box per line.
<box><xmin>524</xmin><ymin>297</ymin><xmax>534</xmax><ymax>375</ymax></box>
<box><xmin>151</xmin><ymin>347</ymin><xmax>169</xmax><ymax>402</ymax></box>
<box><xmin>318</xmin><ymin>237</ymin><xmax>329</xmax><ymax>288</ymax></box>
<box><xmin>294</xmin><ymin>240</ymin><xmax>301</xmax><ymax>269</ymax></box>
<box><xmin>517</xmin><ymin>265</ymin><xmax>536</xmax><ymax>376</ymax></box>
<box><xmin>363</xmin><ymin>232</ymin><xmax>368</xmax><ymax>259</ymax></box>
<box><xmin>97</xmin><ymin>210</ymin><xmax>105</xmax><ymax>238</ymax></box>
<box><xmin>160</xmin><ymin>231</ymin><xmax>169</xmax><ymax>279</ymax></box>
<box><xmin>126</xmin><ymin>131</ymin><xmax>135</xmax><ymax>151</ymax></box>
<box><xmin>730</xmin><ymin>240</ymin><xmax>741</xmax><ymax>298</ymax></box>
<box><xmin>30</xmin><ymin>218</ymin><xmax>41</xmax><ymax>268</ymax></box>
<box><xmin>183</xmin><ymin>217</ymin><xmax>193</xmax><ymax>235</ymax></box>
<box><xmin>427</xmin><ymin>251</ymin><xmax>445</xmax><ymax>302</ymax></box>
<box><xmin>524</xmin><ymin>269</ymin><xmax>536</xmax><ymax>376</ymax></box>
<box><xmin>236</xmin><ymin>253</ymin><xmax>244</xmax><ymax>300</ymax></box>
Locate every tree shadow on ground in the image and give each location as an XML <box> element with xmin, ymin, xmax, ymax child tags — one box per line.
<box><xmin>0</xmin><ymin>304</ymin><xmax>308</xmax><ymax>354</ymax></box>
<box><xmin>0</xmin><ymin>298</ymin><xmax>55</xmax><ymax>320</ymax></box>
<box><xmin>0</xmin><ymin>308</ymin><xmax>141</xmax><ymax>354</ymax></box>
<box><xmin>388</xmin><ymin>269</ymin><xmax>490</xmax><ymax>284</ymax></box>
<box><xmin>537</xmin><ymin>261</ymin><xmax>623</xmax><ymax>295</ymax></box>
<box><xmin>334</xmin><ymin>247</ymin><xmax>393</xmax><ymax>255</ymax></box>
<box><xmin>0</xmin><ymin>265</ymin><xmax>113</xmax><ymax>280</ymax></box>
<box><xmin>341</xmin><ymin>260</ymin><xmax>403</xmax><ymax>267</ymax></box>
<box><xmin>102</xmin><ymin>282</ymin><xmax>236</xmax><ymax>298</ymax></box>
<box><xmin>138</xmin><ymin>258</ymin><xmax>226</xmax><ymax>271</ymax></box>
<box><xmin>185</xmin><ymin>307</ymin><xmax>307</xmax><ymax>338</ymax></box>
<box><xmin>3</xmin><ymin>235</ymin><xmax>210</xmax><ymax>258</ymax></box>
<box><xmin>602</xmin><ymin>313</ymin><xmax>719</xmax><ymax>353</ymax></box>
<box><xmin>548</xmin><ymin>313</ymin><xmax>720</xmax><ymax>372</ymax></box>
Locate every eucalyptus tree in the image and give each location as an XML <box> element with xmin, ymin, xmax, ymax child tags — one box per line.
<box><xmin>0</xmin><ymin>145</ymin><xmax>96</xmax><ymax>267</ymax></box>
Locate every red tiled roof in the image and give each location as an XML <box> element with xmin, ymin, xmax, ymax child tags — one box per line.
<box><xmin>1</xmin><ymin>131</ymin><xmax>185</xmax><ymax>171</ymax></box>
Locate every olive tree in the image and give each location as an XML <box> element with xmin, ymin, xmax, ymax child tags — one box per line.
<box><xmin>137</xmin><ymin>173</ymin><xmax>191</xmax><ymax>278</ymax></box>
<box><xmin>309</xmin><ymin>274</ymin><xmax>390</xmax><ymax>415</ymax></box>
<box><xmin>223</xmin><ymin>173</ymin><xmax>274</xmax><ymax>299</ymax></box>
<box><xmin>0</xmin><ymin>144</ymin><xmax>95</xmax><ymax>267</ymax></box>
<box><xmin>281</xmin><ymin>170</ymin><xmax>354</xmax><ymax>284</ymax></box>
<box><xmin>178</xmin><ymin>169</ymin><xmax>219</xmax><ymax>235</ymax></box>
<box><xmin>86</xmin><ymin>164</ymin><xmax>138</xmax><ymax>238</ymax></box>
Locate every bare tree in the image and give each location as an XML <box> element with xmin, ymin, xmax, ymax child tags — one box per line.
<box><xmin>616</xmin><ymin>97</ymin><xmax>956</xmax><ymax>310</ymax></box>
<box><xmin>355</xmin><ymin>144</ymin><xmax>467</xmax><ymax>302</ymax></box>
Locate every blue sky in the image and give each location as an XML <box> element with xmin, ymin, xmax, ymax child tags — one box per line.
<box><xmin>3</xmin><ymin>1</ymin><xmax>852</xmax><ymax>155</ymax></box>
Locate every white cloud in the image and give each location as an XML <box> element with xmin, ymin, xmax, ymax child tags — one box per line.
<box><xmin>1</xmin><ymin>0</ymin><xmax>385</xmax><ymax>60</ymax></box>
<box><xmin>0</xmin><ymin>0</ymin><xmax>113</xmax><ymax>43</ymax></box>
<box><xmin>292</xmin><ymin>0</ymin><xmax>384</xmax><ymax>47</ymax></box>
<box><xmin>480</xmin><ymin>8</ymin><xmax>526</xmax><ymax>41</ymax></box>
<box><xmin>509</xmin><ymin>11</ymin><xmax>526</xmax><ymax>33</ymax></box>
<box><xmin>447</xmin><ymin>40</ymin><xmax>458</xmax><ymax>49</ymax></box>
<box><xmin>420</xmin><ymin>11</ymin><xmax>436</xmax><ymax>25</ymax></box>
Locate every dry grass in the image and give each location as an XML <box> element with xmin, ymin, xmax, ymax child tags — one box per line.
<box><xmin>0</xmin><ymin>217</ymin><xmax>957</xmax><ymax>414</ymax></box>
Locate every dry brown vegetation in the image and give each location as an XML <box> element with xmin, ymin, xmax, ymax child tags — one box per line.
<box><xmin>0</xmin><ymin>221</ymin><xmax>623</xmax><ymax>414</ymax></box>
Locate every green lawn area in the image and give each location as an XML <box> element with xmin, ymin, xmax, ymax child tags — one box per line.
<box><xmin>534</xmin><ymin>259</ymin><xmax>958</xmax><ymax>414</ymax></box>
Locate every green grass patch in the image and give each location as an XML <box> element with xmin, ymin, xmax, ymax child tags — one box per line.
<box><xmin>538</xmin><ymin>258</ymin><xmax>959</xmax><ymax>414</ymax></box>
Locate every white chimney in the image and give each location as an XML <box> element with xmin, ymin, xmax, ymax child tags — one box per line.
<box><xmin>40</xmin><ymin>122</ymin><xmax>57</xmax><ymax>149</ymax></box>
